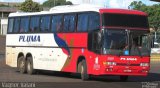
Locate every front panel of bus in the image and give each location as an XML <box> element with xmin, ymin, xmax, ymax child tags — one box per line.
<box><xmin>88</xmin><ymin>11</ymin><xmax>151</xmax><ymax>76</ymax></box>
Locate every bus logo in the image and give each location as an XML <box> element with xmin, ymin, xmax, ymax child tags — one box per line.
<box><xmin>120</xmin><ymin>58</ymin><xmax>137</xmax><ymax>61</ymax></box>
<box><xmin>19</xmin><ymin>35</ymin><xmax>40</xmax><ymax>42</ymax></box>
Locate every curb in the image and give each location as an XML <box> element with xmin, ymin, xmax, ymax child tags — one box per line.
<box><xmin>151</xmin><ymin>59</ymin><xmax>160</xmax><ymax>62</ymax></box>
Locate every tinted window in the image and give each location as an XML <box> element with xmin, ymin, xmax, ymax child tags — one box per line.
<box><xmin>51</xmin><ymin>15</ymin><xmax>63</xmax><ymax>32</ymax></box>
<box><xmin>40</xmin><ymin>15</ymin><xmax>51</xmax><ymax>32</ymax></box>
<box><xmin>103</xmin><ymin>29</ymin><xmax>128</xmax><ymax>55</ymax></box>
<box><xmin>8</xmin><ymin>18</ymin><xmax>14</xmax><ymax>33</ymax></box>
<box><xmin>77</xmin><ymin>13</ymin><xmax>89</xmax><ymax>32</ymax></box>
<box><xmin>63</xmin><ymin>14</ymin><xmax>76</xmax><ymax>32</ymax></box>
<box><xmin>13</xmin><ymin>18</ymin><xmax>20</xmax><ymax>33</ymax></box>
<box><xmin>30</xmin><ymin>16</ymin><xmax>40</xmax><ymax>32</ymax></box>
<box><xmin>102</xmin><ymin>13</ymin><xmax>149</xmax><ymax>28</ymax></box>
<box><xmin>88</xmin><ymin>13</ymin><xmax>100</xmax><ymax>31</ymax></box>
<box><xmin>20</xmin><ymin>17</ymin><xmax>29</xmax><ymax>33</ymax></box>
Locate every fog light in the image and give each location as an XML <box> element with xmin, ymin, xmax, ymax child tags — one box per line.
<box><xmin>142</xmin><ymin>70</ymin><xmax>148</xmax><ymax>73</ymax></box>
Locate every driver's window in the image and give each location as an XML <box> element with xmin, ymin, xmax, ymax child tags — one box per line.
<box><xmin>142</xmin><ymin>35</ymin><xmax>150</xmax><ymax>48</ymax></box>
<box><xmin>88</xmin><ymin>30</ymin><xmax>101</xmax><ymax>53</ymax></box>
<box><xmin>93</xmin><ymin>31</ymin><xmax>101</xmax><ymax>52</ymax></box>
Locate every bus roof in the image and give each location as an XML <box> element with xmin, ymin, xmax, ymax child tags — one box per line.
<box><xmin>9</xmin><ymin>4</ymin><xmax>147</xmax><ymax>17</ymax></box>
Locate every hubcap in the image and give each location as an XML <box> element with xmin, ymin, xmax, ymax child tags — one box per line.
<box><xmin>27</xmin><ymin>62</ymin><xmax>31</xmax><ymax>72</ymax></box>
<box><xmin>81</xmin><ymin>65</ymin><xmax>84</xmax><ymax>74</ymax></box>
<box><xmin>20</xmin><ymin>60</ymin><xmax>24</xmax><ymax>70</ymax></box>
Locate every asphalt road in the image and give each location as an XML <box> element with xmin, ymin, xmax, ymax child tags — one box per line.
<box><xmin>0</xmin><ymin>54</ymin><xmax>160</xmax><ymax>88</ymax></box>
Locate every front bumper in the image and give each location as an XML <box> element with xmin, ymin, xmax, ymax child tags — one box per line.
<box><xmin>98</xmin><ymin>66</ymin><xmax>149</xmax><ymax>76</ymax></box>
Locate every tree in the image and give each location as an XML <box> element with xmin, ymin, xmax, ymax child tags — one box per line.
<box><xmin>19</xmin><ymin>0</ymin><xmax>42</xmax><ymax>12</ymax></box>
<box><xmin>65</xmin><ymin>1</ymin><xmax>73</xmax><ymax>5</ymax></box>
<box><xmin>43</xmin><ymin>0</ymin><xmax>68</xmax><ymax>7</ymax></box>
<box><xmin>0</xmin><ymin>4</ymin><xmax>9</xmax><ymax>7</ymax></box>
<box><xmin>129</xmin><ymin>1</ymin><xmax>160</xmax><ymax>31</ymax></box>
<box><xmin>149</xmin><ymin>4</ymin><xmax>160</xmax><ymax>31</ymax></box>
<box><xmin>129</xmin><ymin>1</ymin><xmax>146</xmax><ymax>10</ymax></box>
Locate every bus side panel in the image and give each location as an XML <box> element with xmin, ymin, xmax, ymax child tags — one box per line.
<box><xmin>56</xmin><ymin>33</ymin><xmax>103</xmax><ymax>75</ymax></box>
<box><xmin>6</xmin><ymin>36</ymin><xmax>18</xmax><ymax>67</ymax></box>
<box><xmin>6</xmin><ymin>33</ymin><xmax>99</xmax><ymax>73</ymax></box>
<box><xmin>6</xmin><ymin>34</ymin><xmax>70</xmax><ymax>71</ymax></box>
<box><xmin>56</xmin><ymin>33</ymin><xmax>88</xmax><ymax>72</ymax></box>
<box><xmin>6</xmin><ymin>47</ymin><xmax>13</xmax><ymax>67</ymax></box>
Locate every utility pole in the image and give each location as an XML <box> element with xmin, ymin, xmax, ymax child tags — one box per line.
<box><xmin>54</xmin><ymin>0</ymin><xmax>55</xmax><ymax>6</ymax></box>
<box><xmin>54</xmin><ymin>0</ymin><xmax>56</xmax><ymax>6</ymax></box>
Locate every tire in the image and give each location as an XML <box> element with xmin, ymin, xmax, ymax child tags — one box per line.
<box><xmin>17</xmin><ymin>58</ymin><xmax>21</xmax><ymax>72</ymax></box>
<box><xmin>120</xmin><ymin>76</ymin><xmax>128</xmax><ymax>81</ymax></box>
<box><xmin>78</xmin><ymin>60</ymin><xmax>89</xmax><ymax>81</ymax></box>
<box><xmin>18</xmin><ymin>56</ymin><xmax>26</xmax><ymax>74</ymax></box>
<box><xmin>77</xmin><ymin>61</ymin><xmax>82</xmax><ymax>73</ymax></box>
<box><xmin>26</xmin><ymin>57</ymin><xmax>35</xmax><ymax>75</ymax></box>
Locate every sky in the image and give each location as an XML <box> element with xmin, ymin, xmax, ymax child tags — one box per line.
<box><xmin>0</xmin><ymin>0</ymin><xmax>159</xmax><ymax>9</ymax></box>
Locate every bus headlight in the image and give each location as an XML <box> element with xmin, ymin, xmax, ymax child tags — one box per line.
<box><xmin>140</xmin><ymin>63</ymin><xmax>149</xmax><ymax>67</ymax></box>
<box><xmin>104</xmin><ymin>62</ymin><xmax>117</xmax><ymax>66</ymax></box>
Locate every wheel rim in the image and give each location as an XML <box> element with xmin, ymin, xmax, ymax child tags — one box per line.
<box><xmin>20</xmin><ymin>60</ymin><xmax>24</xmax><ymax>71</ymax></box>
<box><xmin>27</xmin><ymin>61</ymin><xmax>31</xmax><ymax>72</ymax></box>
<box><xmin>81</xmin><ymin>65</ymin><xmax>84</xmax><ymax>74</ymax></box>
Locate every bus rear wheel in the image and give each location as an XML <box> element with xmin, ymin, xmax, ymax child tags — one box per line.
<box><xmin>18</xmin><ymin>56</ymin><xmax>26</xmax><ymax>74</ymax></box>
<box><xmin>26</xmin><ymin>57</ymin><xmax>35</xmax><ymax>75</ymax></box>
<box><xmin>78</xmin><ymin>60</ymin><xmax>89</xmax><ymax>81</ymax></box>
<box><xmin>120</xmin><ymin>76</ymin><xmax>128</xmax><ymax>81</ymax></box>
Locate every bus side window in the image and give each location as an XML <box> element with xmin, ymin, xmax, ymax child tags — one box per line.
<box><xmin>13</xmin><ymin>17</ymin><xmax>20</xmax><ymax>33</ymax></box>
<box><xmin>77</xmin><ymin>13</ymin><xmax>89</xmax><ymax>32</ymax></box>
<box><xmin>51</xmin><ymin>15</ymin><xmax>63</xmax><ymax>32</ymax></box>
<box><xmin>69</xmin><ymin>15</ymin><xmax>76</xmax><ymax>32</ymax></box>
<box><xmin>20</xmin><ymin>17</ymin><xmax>29</xmax><ymax>33</ymax></box>
<box><xmin>8</xmin><ymin>18</ymin><xmax>14</xmax><ymax>33</ymax></box>
<box><xmin>63</xmin><ymin>15</ymin><xmax>70</xmax><ymax>32</ymax></box>
<box><xmin>30</xmin><ymin>16</ymin><xmax>40</xmax><ymax>32</ymax></box>
<box><xmin>88</xmin><ymin>13</ymin><xmax>100</xmax><ymax>31</ymax></box>
<box><xmin>63</xmin><ymin>14</ymin><xmax>76</xmax><ymax>32</ymax></box>
<box><xmin>40</xmin><ymin>15</ymin><xmax>51</xmax><ymax>32</ymax></box>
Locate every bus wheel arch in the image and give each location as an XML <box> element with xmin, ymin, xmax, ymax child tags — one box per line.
<box><xmin>26</xmin><ymin>53</ymin><xmax>35</xmax><ymax>75</ymax></box>
<box><xmin>77</xmin><ymin>56</ymin><xmax>85</xmax><ymax>72</ymax></box>
<box><xmin>17</xmin><ymin>52</ymin><xmax>24</xmax><ymax>68</ymax></box>
<box><xmin>77</xmin><ymin>56</ymin><xmax>89</xmax><ymax>80</ymax></box>
<box><xmin>17</xmin><ymin>53</ymin><xmax>26</xmax><ymax>73</ymax></box>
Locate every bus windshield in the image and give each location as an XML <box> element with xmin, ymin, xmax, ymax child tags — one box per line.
<box><xmin>103</xmin><ymin>29</ymin><xmax>127</xmax><ymax>55</ymax></box>
<box><xmin>129</xmin><ymin>31</ymin><xmax>151</xmax><ymax>56</ymax></box>
<box><xmin>102</xmin><ymin>29</ymin><xmax>150</xmax><ymax>56</ymax></box>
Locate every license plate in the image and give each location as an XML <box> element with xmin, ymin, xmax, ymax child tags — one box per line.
<box><xmin>124</xmin><ymin>69</ymin><xmax>132</xmax><ymax>72</ymax></box>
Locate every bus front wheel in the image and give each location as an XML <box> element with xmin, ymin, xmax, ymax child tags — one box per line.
<box><xmin>78</xmin><ymin>60</ymin><xmax>89</xmax><ymax>81</ymax></box>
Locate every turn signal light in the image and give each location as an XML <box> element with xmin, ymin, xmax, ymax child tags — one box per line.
<box><xmin>103</xmin><ymin>62</ymin><xmax>117</xmax><ymax>66</ymax></box>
